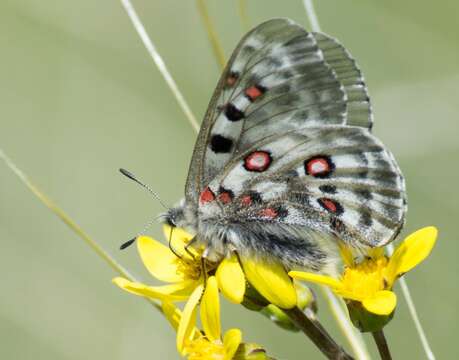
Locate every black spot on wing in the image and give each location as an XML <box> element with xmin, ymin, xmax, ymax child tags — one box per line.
<box><xmin>319</xmin><ymin>184</ymin><xmax>337</xmax><ymax>194</ymax></box>
<box><xmin>224</xmin><ymin>103</ymin><xmax>245</xmax><ymax>121</ymax></box>
<box><xmin>359</xmin><ymin>212</ymin><xmax>373</xmax><ymax>227</ymax></box>
<box><xmin>210</xmin><ymin>134</ymin><xmax>233</xmax><ymax>153</ymax></box>
<box><xmin>356</xmin><ymin>189</ymin><xmax>373</xmax><ymax>200</ymax></box>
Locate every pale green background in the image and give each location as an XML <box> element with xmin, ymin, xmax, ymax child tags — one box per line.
<box><xmin>1</xmin><ymin>0</ymin><xmax>458</xmax><ymax>359</ymax></box>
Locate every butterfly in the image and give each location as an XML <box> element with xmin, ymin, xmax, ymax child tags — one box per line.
<box><xmin>163</xmin><ymin>18</ymin><xmax>406</xmax><ymax>272</ymax></box>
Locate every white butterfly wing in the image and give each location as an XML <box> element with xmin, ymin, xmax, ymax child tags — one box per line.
<box><xmin>185</xmin><ymin>18</ymin><xmax>373</xmax><ymax>205</ymax></box>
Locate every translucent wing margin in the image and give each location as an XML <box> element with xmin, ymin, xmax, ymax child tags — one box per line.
<box><xmin>185</xmin><ymin>18</ymin><xmax>373</xmax><ymax>204</ymax></box>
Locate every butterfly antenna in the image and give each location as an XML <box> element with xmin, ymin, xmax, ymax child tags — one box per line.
<box><xmin>120</xmin><ymin>214</ymin><xmax>162</xmax><ymax>250</ymax></box>
<box><xmin>119</xmin><ymin>168</ymin><xmax>169</xmax><ymax>210</ymax></box>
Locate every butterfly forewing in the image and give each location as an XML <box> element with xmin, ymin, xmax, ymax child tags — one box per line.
<box><xmin>185</xmin><ymin>18</ymin><xmax>373</xmax><ymax>205</ymax></box>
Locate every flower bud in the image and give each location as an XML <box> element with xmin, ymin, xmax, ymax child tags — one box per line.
<box><xmin>347</xmin><ymin>300</ymin><xmax>394</xmax><ymax>333</ymax></box>
<box><xmin>234</xmin><ymin>343</ymin><xmax>272</xmax><ymax>360</ymax></box>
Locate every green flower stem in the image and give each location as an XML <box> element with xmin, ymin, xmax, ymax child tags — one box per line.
<box><xmin>196</xmin><ymin>0</ymin><xmax>226</xmax><ymax>69</ymax></box>
<box><xmin>372</xmin><ymin>330</ymin><xmax>392</xmax><ymax>360</ymax></box>
<box><xmin>0</xmin><ymin>148</ymin><xmax>161</xmax><ymax>313</ymax></box>
<box><xmin>284</xmin><ymin>307</ymin><xmax>354</xmax><ymax>360</ymax></box>
<box><xmin>320</xmin><ymin>287</ymin><xmax>371</xmax><ymax>360</ymax></box>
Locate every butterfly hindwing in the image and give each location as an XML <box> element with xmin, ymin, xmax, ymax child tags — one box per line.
<box><xmin>200</xmin><ymin>125</ymin><xmax>405</xmax><ymax>249</ymax></box>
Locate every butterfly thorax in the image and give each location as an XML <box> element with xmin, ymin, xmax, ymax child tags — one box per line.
<box><xmin>164</xmin><ymin>198</ymin><xmax>338</xmax><ymax>272</ymax></box>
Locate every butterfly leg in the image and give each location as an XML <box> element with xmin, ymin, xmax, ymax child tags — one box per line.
<box><xmin>167</xmin><ymin>226</ymin><xmax>183</xmax><ymax>259</ymax></box>
<box><xmin>184</xmin><ymin>236</ymin><xmax>198</xmax><ymax>259</ymax></box>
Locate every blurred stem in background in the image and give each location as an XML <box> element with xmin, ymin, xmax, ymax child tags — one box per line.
<box><xmin>386</xmin><ymin>243</ymin><xmax>436</xmax><ymax>360</ymax></box>
<box><xmin>196</xmin><ymin>0</ymin><xmax>226</xmax><ymax>69</ymax></box>
<box><xmin>0</xmin><ymin>149</ymin><xmax>163</xmax><ymax>311</ymax></box>
<box><xmin>238</xmin><ymin>0</ymin><xmax>249</xmax><ymax>31</ymax></box>
<box><xmin>302</xmin><ymin>0</ymin><xmax>321</xmax><ymax>32</ymax></box>
<box><xmin>119</xmin><ymin>0</ymin><xmax>200</xmax><ymax>133</ymax></box>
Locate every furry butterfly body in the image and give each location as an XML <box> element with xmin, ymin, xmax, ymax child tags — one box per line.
<box><xmin>164</xmin><ymin>18</ymin><xmax>406</xmax><ymax>272</ymax></box>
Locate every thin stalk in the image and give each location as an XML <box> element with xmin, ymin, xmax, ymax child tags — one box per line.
<box><xmin>195</xmin><ymin>0</ymin><xmax>226</xmax><ymax>69</ymax></box>
<box><xmin>119</xmin><ymin>0</ymin><xmax>200</xmax><ymax>133</ymax></box>
<box><xmin>284</xmin><ymin>307</ymin><xmax>354</xmax><ymax>360</ymax></box>
<box><xmin>237</xmin><ymin>0</ymin><xmax>249</xmax><ymax>31</ymax></box>
<box><xmin>302</xmin><ymin>0</ymin><xmax>321</xmax><ymax>32</ymax></box>
<box><xmin>320</xmin><ymin>287</ymin><xmax>371</xmax><ymax>360</ymax></box>
<box><xmin>0</xmin><ymin>149</ymin><xmax>161</xmax><ymax>312</ymax></box>
<box><xmin>387</xmin><ymin>243</ymin><xmax>435</xmax><ymax>360</ymax></box>
<box><xmin>372</xmin><ymin>330</ymin><xmax>392</xmax><ymax>360</ymax></box>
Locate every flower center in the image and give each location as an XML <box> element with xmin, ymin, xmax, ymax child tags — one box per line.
<box><xmin>341</xmin><ymin>257</ymin><xmax>389</xmax><ymax>298</ymax></box>
<box><xmin>175</xmin><ymin>257</ymin><xmax>202</xmax><ymax>281</ymax></box>
<box><xmin>186</xmin><ymin>338</ymin><xmax>225</xmax><ymax>360</ymax></box>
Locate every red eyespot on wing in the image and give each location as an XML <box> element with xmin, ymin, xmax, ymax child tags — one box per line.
<box><xmin>199</xmin><ymin>187</ymin><xmax>215</xmax><ymax>204</ymax></box>
<box><xmin>226</xmin><ymin>72</ymin><xmax>239</xmax><ymax>87</ymax></box>
<box><xmin>305</xmin><ymin>156</ymin><xmax>334</xmax><ymax>178</ymax></box>
<box><xmin>244</xmin><ymin>151</ymin><xmax>272</xmax><ymax>172</ymax></box>
<box><xmin>218</xmin><ymin>191</ymin><xmax>233</xmax><ymax>204</ymax></box>
<box><xmin>259</xmin><ymin>207</ymin><xmax>278</xmax><ymax>219</ymax></box>
<box><xmin>241</xmin><ymin>195</ymin><xmax>252</xmax><ymax>206</ymax></box>
<box><xmin>318</xmin><ymin>198</ymin><xmax>343</xmax><ymax>215</ymax></box>
<box><xmin>245</xmin><ymin>85</ymin><xmax>266</xmax><ymax>101</ymax></box>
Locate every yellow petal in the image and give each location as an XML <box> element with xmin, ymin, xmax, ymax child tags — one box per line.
<box><xmin>289</xmin><ymin>271</ymin><xmax>342</xmax><ymax>290</ymax></box>
<box><xmin>362</xmin><ymin>290</ymin><xmax>397</xmax><ymax>315</ymax></box>
<box><xmin>200</xmin><ymin>276</ymin><xmax>221</xmax><ymax>342</ymax></box>
<box><xmin>339</xmin><ymin>242</ymin><xmax>354</xmax><ymax>267</ymax></box>
<box><xmin>162</xmin><ymin>301</ymin><xmax>182</xmax><ymax>331</ymax></box>
<box><xmin>242</xmin><ymin>257</ymin><xmax>297</xmax><ymax>309</ymax></box>
<box><xmin>387</xmin><ymin>227</ymin><xmax>438</xmax><ymax>283</ymax></box>
<box><xmin>136</xmin><ymin>236</ymin><xmax>184</xmax><ymax>283</ymax></box>
<box><xmin>366</xmin><ymin>247</ymin><xmax>385</xmax><ymax>259</ymax></box>
<box><xmin>216</xmin><ymin>255</ymin><xmax>246</xmax><ymax>304</ymax></box>
<box><xmin>113</xmin><ymin>277</ymin><xmax>195</xmax><ymax>301</ymax></box>
<box><xmin>223</xmin><ymin>328</ymin><xmax>242</xmax><ymax>360</ymax></box>
<box><xmin>177</xmin><ymin>284</ymin><xmax>204</xmax><ymax>353</ymax></box>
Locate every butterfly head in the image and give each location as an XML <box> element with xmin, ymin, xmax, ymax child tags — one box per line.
<box><xmin>161</xmin><ymin>198</ymin><xmax>197</xmax><ymax>233</ymax></box>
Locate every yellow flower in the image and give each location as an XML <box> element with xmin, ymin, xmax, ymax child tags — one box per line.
<box><xmin>289</xmin><ymin>227</ymin><xmax>438</xmax><ymax>316</ymax></box>
<box><xmin>175</xmin><ymin>276</ymin><xmax>242</xmax><ymax>359</ymax></box>
<box><xmin>113</xmin><ymin>226</ymin><xmax>205</xmax><ymax>302</ymax></box>
<box><xmin>114</xmin><ymin>225</ymin><xmax>297</xmax><ymax>309</ymax></box>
